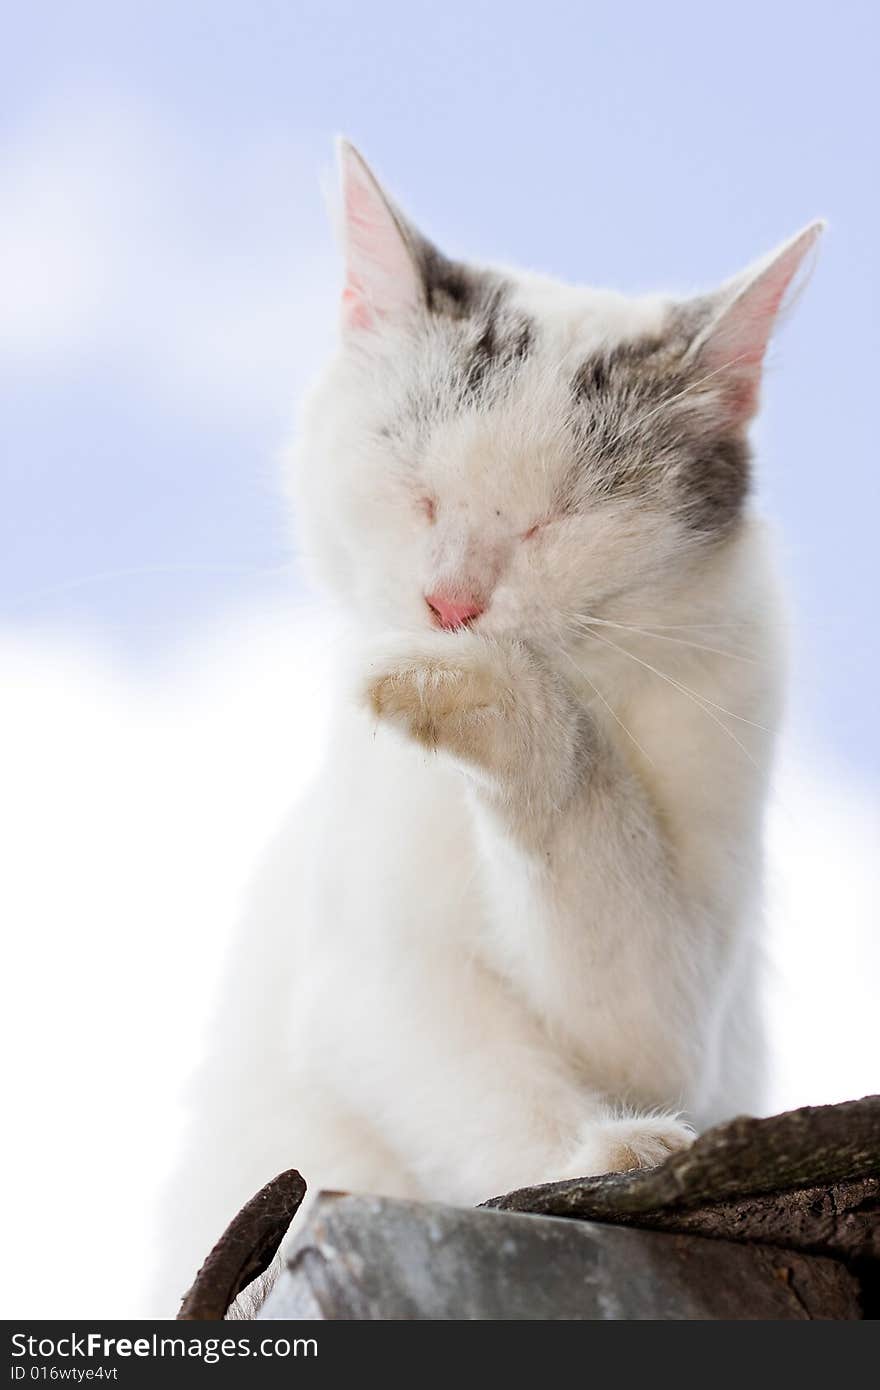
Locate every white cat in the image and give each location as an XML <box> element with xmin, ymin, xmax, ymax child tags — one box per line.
<box><xmin>160</xmin><ymin>142</ymin><xmax>821</xmax><ymax>1309</ymax></box>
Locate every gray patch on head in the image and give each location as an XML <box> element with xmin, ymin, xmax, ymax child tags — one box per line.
<box><xmin>568</xmin><ymin>327</ymin><xmax>750</xmax><ymax>534</ymax></box>
<box><xmin>409</xmin><ymin>230</ymin><xmax>534</xmax><ymax>364</ymax></box>
<box><xmin>459</xmin><ymin>305</ymin><xmax>533</xmax><ymax>400</ymax></box>
<box><xmin>413</xmin><ymin>238</ymin><xmax>497</xmax><ymax>318</ymax></box>
<box><xmin>676</xmin><ymin>434</ymin><xmax>750</xmax><ymax>531</ymax></box>
<box><xmin>382</xmin><ymin>189</ymin><xmax>503</xmax><ymax>321</ymax></box>
<box><xmin>382</xmin><ymin>228</ymin><xmax>535</xmax><ymax>431</ymax></box>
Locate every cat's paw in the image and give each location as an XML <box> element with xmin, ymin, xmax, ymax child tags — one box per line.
<box><xmin>556</xmin><ymin>1113</ymin><xmax>696</xmax><ymax>1180</ymax></box>
<box><xmin>363</xmin><ymin>633</ymin><xmax>508</xmax><ymax>754</ymax></box>
<box><xmin>361</xmin><ymin>632</ymin><xmax>589</xmax><ymax>820</ymax></box>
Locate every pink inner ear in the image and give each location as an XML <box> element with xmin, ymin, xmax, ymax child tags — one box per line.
<box><xmin>340</xmin><ymin>174</ymin><xmax>386</xmax><ymax>328</ymax></box>
<box><xmin>345</xmin><ymin>176</ymin><xmax>389</xmax><ymax>260</ymax></box>
<box><xmin>338</xmin><ymin>143</ymin><xmax>421</xmax><ymax>332</ymax></box>
<box><xmin>342</xmin><ymin>272</ymin><xmax>373</xmax><ymax>330</ymax></box>
<box><xmin>695</xmin><ymin>222</ymin><xmax>823</xmax><ymax>422</ymax></box>
<box><xmin>712</xmin><ymin>278</ymin><xmax>790</xmax><ymax>371</ymax></box>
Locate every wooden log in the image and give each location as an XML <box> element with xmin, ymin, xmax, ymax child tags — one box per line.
<box><xmin>177</xmin><ymin>1168</ymin><xmax>306</xmax><ymax>1320</ymax></box>
<box><xmin>483</xmin><ymin>1096</ymin><xmax>880</xmax><ymax>1223</ymax></box>
<box><xmin>257</xmin><ymin>1193</ymin><xmax>861</xmax><ymax>1320</ymax></box>
<box><xmin>176</xmin><ymin>1096</ymin><xmax>880</xmax><ymax>1319</ymax></box>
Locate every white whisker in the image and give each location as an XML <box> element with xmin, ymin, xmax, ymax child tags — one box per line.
<box><xmin>568</xmin><ymin>612</ymin><xmax>757</xmax><ymax>665</ymax></box>
<box><xmin>559</xmin><ymin>648</ymin><xmax>655</xmax><ymax>767</ymax></box>
<box><xmin>580</xmin><ymin>626</ymin><xmax>762</xmax><ymax>769</ymax></box>
<box><xmin>583</xmin><ymin>624</ymin><xmax>768</xmax><ymax>731</ymax></box>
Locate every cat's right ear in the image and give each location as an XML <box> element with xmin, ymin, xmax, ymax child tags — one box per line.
<box><xmin>682</xmin><ymin>222</ymin><xmax>824</xmax><ymax>426</ymax></box>
<box><xmin>336</xmin><ymin>140</ymin><xmax>424</xmax><ymax>334</ymax></box>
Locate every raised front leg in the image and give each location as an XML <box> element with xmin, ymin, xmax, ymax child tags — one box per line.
<box><xmin>363</xmin><ymin>630</ymin><xmax>589</xmax><ymax>836</ymax></box>
<box><xmin>360</xmin><ymin>628</ymin><xmax>697</xmax><ymax>1171</ymax></box>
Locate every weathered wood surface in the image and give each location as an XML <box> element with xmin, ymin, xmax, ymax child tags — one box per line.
<box><xmin>257</xmin><ymin>1194</ymin><xmax>861</xmax><ymax>1321</ymax></box>
<box><xmin>179</xmin><ymin>1097</ymin><xmax>880</xmax><ymax>1318</ymax></box>
<box><xmin>484</xmin><ymin>1096</ymin><xmax>880</xmax><ymax>1265</ymax></box>
<box><xmin>177</xmin><ymin>1168</ymin><xmax>306</xmax><ymax>1320</ymax></box>
<box><xmin>534</xmin><ymin>1176</ymin><xmax>877</xmax><ymax>1267</ymax></box>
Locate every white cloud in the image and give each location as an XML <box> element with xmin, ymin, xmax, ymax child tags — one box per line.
<box><xmin>0</xmin><ymin>95</ymin><xmax>337</xmax><ymax>420</ymax></box>
<box><xmin>0</xmin><ymin>116</ymin><xmax>123</xmax><ymax>362</ymax></box>
<box><xmin>0</xmin><ymin>607</ymin><xmax>333</xmax><ymax>1319</ymax></box>
<box><xmin>764</xmin><ymin>755</ymin><xmax>880</xmax><ymax>1113</ymax></box>
<box><xmin>1</xmin><ymin>611</ymin><xmax>877</xmax><ymax>1318</ymax></box>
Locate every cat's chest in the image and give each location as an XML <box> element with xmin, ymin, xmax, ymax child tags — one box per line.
<box><xmin>317</xmin><ymin>710</ymin><xmax>484</xmax><ymax>939</ymax></box>
<box><xmin>598</xmin><ymin>671</ymin><xmax>770</xmax><ymax>898</ymax></box>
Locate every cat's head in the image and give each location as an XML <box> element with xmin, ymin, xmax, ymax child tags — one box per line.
<box><xmin>293</xmin><ymin>141</ymin><xmax>821</xmax><ymax>642</ymax></box>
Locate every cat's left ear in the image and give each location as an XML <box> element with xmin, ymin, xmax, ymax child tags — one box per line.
<box><xmin>336</xmin><ymin>139</ymin><xmax>425</xmax><ymax>333</ymax></box>
<box><xmin>685</xmin><ymin>221</ymin><xmax>824</xmax><ymax>425</ymax></box>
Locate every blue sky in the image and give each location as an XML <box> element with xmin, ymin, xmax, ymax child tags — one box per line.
<box><xmin>2</xmin><ymin>0</ymin><xmax>878</xmax><ymax>771</ymax></box>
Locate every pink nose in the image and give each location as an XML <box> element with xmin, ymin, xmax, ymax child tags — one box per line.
<box><xmin>425</xmin><ymin>591</ymin><xmax>485</xmax><ymax>629</ymax></box>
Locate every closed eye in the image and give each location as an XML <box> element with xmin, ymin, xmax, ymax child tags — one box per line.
<box><xmin>520</xmin><ymin>518</ymin><xmax>551</xmax><ymax>541</ymax></box>
<box><xmin>522</xmin><ymin>503</ymin><xmax>578</xmax><ymax>540</ymax></box>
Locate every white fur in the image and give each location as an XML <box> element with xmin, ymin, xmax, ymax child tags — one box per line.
<box><xmin>158</xmin><ymin>160</ymin><xmax>812</xmax><ymax>1312</ymax></box>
